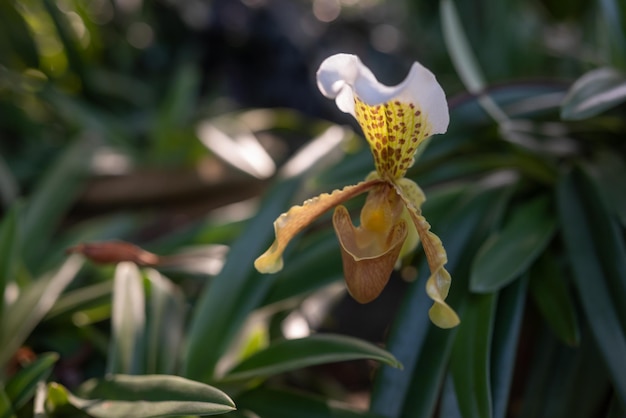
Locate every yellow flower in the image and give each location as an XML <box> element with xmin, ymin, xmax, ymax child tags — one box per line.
<box><xmin>254</xmin><ymin>54</ymin><xmax>459</xmax><ymax>328</ymax></box>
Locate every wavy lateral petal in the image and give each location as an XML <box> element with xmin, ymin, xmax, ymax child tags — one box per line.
<box><xmin>333</xmin><ymin>205</ymin><xmax>408</xmax><ymax>303</ymax></box>
<box><xmin>254</xmin><ymin>179</ymin><xmax>382</xmax><ymax>274</ymax></box>
<box><xmin>396</xmin><ymin>178</ymin><xmax>425</xmax><ymax>258</ymax></box>
<box><xmin>396</xmin><ymin>183</ymin><xmax>460</xmax><ymax>328</ymax></box>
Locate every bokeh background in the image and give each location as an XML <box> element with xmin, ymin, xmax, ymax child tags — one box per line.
<box><xmin>1</xmin><ymin>0</ymin><xmax>625</xmax><ymax>417</ymax></box>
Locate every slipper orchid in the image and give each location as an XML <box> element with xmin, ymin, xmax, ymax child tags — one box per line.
<box><xmin>254</xmin><ymin>54</ymin><xmax>459</xmax><ymax>328</ymax></box>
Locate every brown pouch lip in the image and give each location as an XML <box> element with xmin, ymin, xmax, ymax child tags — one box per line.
<box><xmin>333</xmin><ymin>205</ymin><xmax>407</xmax><ymax>304</ymax></box>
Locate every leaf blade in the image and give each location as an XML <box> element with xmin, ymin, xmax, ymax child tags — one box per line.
<box><xmin>557</xmin><ymin>168</ymin><xmax>626</xmax><ymax>405</ymax></box>
<box><xmin>67</xmin><ymin>374</ymin><xmax>235</xmax><ymax>418</ymax></box>
<box><xmin>470</xmin><ymin>195</ymin><xmax>556</xmax><ymax>293</ymax></box>
<box><xmin>222</xmin><ymin>334</ymin><xmax>401</xmax><ymax>382</ymax></box>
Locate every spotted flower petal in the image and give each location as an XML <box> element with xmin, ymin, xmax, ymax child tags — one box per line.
<box><xmin>254</xmin><ymin>179</ymin><xmax>383</xmax><ymax>274</ymax></box>
<box><xmin>317</xmin><ymin>54</ymin><xmax>449</xmax><ymax>179</ymax></box>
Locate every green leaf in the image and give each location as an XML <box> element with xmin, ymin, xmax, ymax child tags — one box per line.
<box><xmin>574</xmin><ymin>167</ymin><xmax>626</xmax><ymax>328</ymax></box>
<box><xmin>183</xmin><ymin>178</ymin><xmax>301</xmax><ymax>381</ymax></box>
<box><xmin>470</xmin><ymin>195</ymin><xmax>556</xmax><ymax>293</ymax></box>
<box><xmin>41</xmin><ymin>0</ymin><xmax>85</xmax><ymax>79</ymax></box>
<box><xmin>0</xmin><ymin>204</ymin><xmax>20</xmax><ymax>326</ymax></box>
<box><xmin>107</xmin><ymin>262</ymin><xmax>146</xmax><ymax>375</ymax></box>
<box><xmin>440</xmin><ymin>0</ymin><xmax>508</xmax><ymax>123</ymax></box>
<box><xmin>0</xmin><ymin>255</ymin><xmax>83</xmax><ymax>367</ymax></box>
<box><xmin>145</xmin><ymin>269</ymin><xmax>185</xmax><ymax>375</ymax></box>
<box><xmin>5</xmin><ymin>353</ymin><xmax>58</xmax><ymax>411</ymax></box>
<box><xmin>262</xmin><ymin>229</ymin><xmax>343</xmax><ymax>306</ymax></box>
<box><xmin>237</xmin><ymin>387</ymin><xmax>386</xmax><ymax>418</ymax></box>
<box><xmin>450</xmin><ymin>293</ymin><xmax>497</xmax><ymax>418</ymax></box>
<box><xmin>0</xmin><ymin>153</ymin><xmax>18</xmax><ymax>208</ymax></box>
<box><xmin>22</xmin><ymin>139</ymin><xmax>95</xmax><ymax>270</ymax></box>
<box><xmin>222</xmin><ymin>334</ymin><xmax>401</xmax><ymax>382</ymax></box>
<box><xmin>65</xmin><ymin>374</ymin><xmax>235</xmax><ymax>418</ymax></box>
<box><xmin>599</xmin><ymin>0</ymin><xmax>626</xmax><ymax>68</ymax></box>
<box><xmin>0</xmin><ymin>1</ymin><xmax>39</xmax><ymax>68</ymax></box>
<box><xmin>592</xmin><ymin>152</ymin><xmax>626</xmax><ymax>227</ymax></box>
<box><xmin>557</xmin><ymin>168</ymin><xmax>626</xmax><ymax>405</ymax></box>
<box><xmin>529</xmin><ymin>255</ymin><xmax>580</xmax><ymax>346</ymax></box>
<box><xmin>561</xmin><ymin>67</ymin><xmax>626</xmax><ymax>120</ymax></box>
<box><xmin>491</xmin><ymin>278</ymin><xmax>527</xmax><ymax>418</ymax></box>
<box><xmin>0</xmin><ymin>388</ymin><xmax>16</xmax><ymax>418</ymax></box>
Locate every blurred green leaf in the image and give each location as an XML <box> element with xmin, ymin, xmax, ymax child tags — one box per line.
<box><xmin>555</xmin><ymin>332</ymin><xmax>612</xmax><ymax>418</ymax></box>
<box><xmin>145</xmin><ymin>269</ymin><xmax>185</xmax><ymax>375</ymax></box>
<box><xmin>183</xmin><ymin>178</ymin><xmax>301</xmax><ymax>382</ymax></box>
<box><xmin>574</xmin><ymin>167</ymin><xmax>626</xmax><ymax>328</ymax></box>
<box><xmin>237</xmin><ymin>387</ymin><xmax>386</xmax><ymax>418</ymax></box>
<box><xmin>41</xmin><ymin>0</ymin><xmax>85</xmax><ymax>79</ymax></box>
<box><xmin>263</xmin><ymin>229</ymin><xmax>343</xmax><ymax>306</ymax></box>
<box><xmin>592</xmin><ymin>152</ymin><xmax>626</xmax><ymax>227</ymax></box>
<box><xmin>22</xmin><ymin>139</ymin><xmax>95</xmax><ymax>270</ymax></box>
<box><xmin>0</xmin><ymin>1</ymin><xmax>39</xmax><ymax>68</ymax></box>
<box><xmin>0</xmin><ymin>154</ymin><xmax>18</xmax><ymax>208</ymax></box>
<box><xmin>66</xmin><ymin>374</ymin><xmax>235</xmax><ymax>418</ymax></box>
<box><xmin>440</xmin><ymin>0</ymin><xmax>508</xmax><ymax>123</ymax></box>
<box><xmin>152</xmin><ymin>63</ymin><xmax>200</xmax><ymax>164</ymax></box>
<box><xmin>599</xmin><ymin>0</ymin><xmax>626</xmax><ymax>68</ymax></box>
<box><xmin>0</xmin><ymin>387</ymin><xmax>16</xmax><ymax>418</ymax></box>
<box><xmin>440</xmin><ymin>0</ymin><xmax>486</xmax><ymax>93</ymax></box>
<box><xmin>0</xmin><ymin>204</ymin><xmax>20</xmax><ymax>325</ymax></box>
<box><xmin>491</xmin><ymin>278</ymin><xmax>527</xmax><ymax>418</ymax></box>
<box><xmin>0</xmin><ymin>255</ymin><xmax>83</xmax><ymax>367</ymax></box>
<box><xmin>529</xmin><ymin>255</ymin><xmax>580</xmax><ymax>346</ymax></box>
<box><xmin>222</xmin><ymin>334</ymin><xmax>401</xmax><ymax>382</ymax></box>
<box><xmin>5</xmin><ymin>352</ymin><xmax>58</xmax><ymax>411</ymax></box>
<box><xmin>451</xmin><ymin>293</ymin><xmax>497</xmax><ymax>418</ymax></box>
<box><xmin>45</xmin><ymin>281</ymin><xmax>112</xmax><ymax>321</ymax></box>
<box><xmin>470</xmin><ymin>195</ymin><xmax>556</xmax><ymax>293</ymax></box>
<box><xmin>557</xmin><ymin>168</ymin><xmax>626</xmax><ymax>405</ymax></box>
<box><xmin>561</xmin><ymin>68</ymin><xmax>626</xmax><ymax>120</ymax></box>
<box><xmin>107</xmin><ymin>262</ymin><xmax>145</xmax><ymax>375</ymax></box>
<box><xmin>522</xmin><ymin>327</ymin><xmax>611</xmax><ymax>418</ymax></box>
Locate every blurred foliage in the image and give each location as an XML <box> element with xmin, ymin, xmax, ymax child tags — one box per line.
<box><xmin>1</xmin><ymin>0</ymin><xmax>626</xmax><ymax>417</ymax></box>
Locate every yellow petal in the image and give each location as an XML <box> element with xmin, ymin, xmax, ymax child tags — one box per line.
<box><xmin>395</xmin><ymin>178</ymin><xmax>425</xmax><ymax>259</ymax></box>
<box><xmin>355</xmin><ymin>98</ymin><xmax>433</xmax><ymax>179</ymax></box>
<box><xmin>254</xmin><ymin>179</ymin><xmax>383</xmax><ymax>274</ymax></box>
<box><xmin>394</xmin><ymin>180</ymin><xmax>460</xmax><ymax>328</ymax></box>
<box><xmin>333</xmin><ymin>205</ymin><xmax>408</xmax><ymax>303</ymax></box>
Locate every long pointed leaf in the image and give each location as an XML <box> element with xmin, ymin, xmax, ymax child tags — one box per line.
<box><xmin>529</xmin><ymin>254</ymin><xmax>580</xmax><ymax>346</ymax></box>
<box><xmin>0</xmin><ymin>388</ymin><xmax>16</xmax><ymax>418</ymax></box>
<box><xmin>145</xmin><ymin>269</ymin><xmax>185</xmax><ymax>375</ymax></box>
<box><xmin>491</xmin><ymin>278</ymin><xmax>527</xmax><ymax>418</ymax></box>
<box><xmin>238</xmin><ymin>387</ymin><xmax>386</xmax><ymax>418</ymax></box>
<box><xmin>557</xmin><ymin>169</ymin><xmax>626</xmax><ymax>405</ymax></box>
<box><xmin>22</xmin><ymin>139</ymin><xmax>95</xmax><ymax>270</ymax></box>
<box><xmin>0</xmin><ymin>204</ymin><xmax>20</xmax><ymax>326</ymax></box>
<box><xmin>107</xmin><ymin>262</ymin><xmax>145</xmax><ymax>375</ymax></box>
<box><xmin>450</xmin><ymin>293</ymin><xmax>497</xmax><ymax>418</ymax></box>
<box><xmin>470</xmin><ymin>195</ymin><xmax>555</xmax><ymax>293</ymax></box>
<box><xmin>183</xmin><ymin>178</ymin><xmax>301</xmax><ymax>381</ymax></box>
<box><xmin>5</xmin><ymin>353</ymin><xmax>58</xmax><ymax>410</ymax></box>
<box><xmin>222</xmin><ymin>334</ymin><xmax>401</xmax><ymax>382</ymax></box>
<box><xmin>66</xmin><ymin>374</ymin><xmax>235</xmax><ymax>418</ymax></box>
<box><xmin>0</xmin><ymin>255</ymin><xmax>83</xmax><ymax>367</ymax></box>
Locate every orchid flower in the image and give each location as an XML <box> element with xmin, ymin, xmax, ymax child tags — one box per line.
<box><xmin>254</xmin><ymin>54</ymin><xmax>459</xmax><ymax>328</ymax></box>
